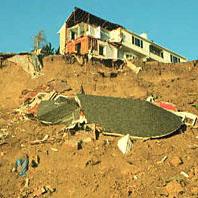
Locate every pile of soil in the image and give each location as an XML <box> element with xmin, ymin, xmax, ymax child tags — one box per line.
<box><xmin>0</xmin><ymin>55</ymin><xmax>198</xmax><ymax>197</ymax></box>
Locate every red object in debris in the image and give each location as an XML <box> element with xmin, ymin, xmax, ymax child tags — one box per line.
<box><xmin>27</xmin><ymin>104</ymin><xmax>39</xmax><ymax>116</ymax></box>
<box><xmin>154</xmin><ymin>102</ymin><xmax>177</xmax><ymax>111</ymax></box>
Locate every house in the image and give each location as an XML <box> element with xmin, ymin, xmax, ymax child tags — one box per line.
<box><xmin>58</xmin><ymin>7</ymin><xmax>187</xmax><ymax>63</ymax></box>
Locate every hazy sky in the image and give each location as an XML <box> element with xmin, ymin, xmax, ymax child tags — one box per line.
<box><xmin>1</xmin><ymin>0</ymin><xmax>197</xmax><ymax>60</ymax></box>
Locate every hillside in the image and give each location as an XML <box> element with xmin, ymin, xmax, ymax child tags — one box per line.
<box><xmin>0</xmin><ymin>56</ymin><xmax>198</xmax><ymax>197</ymax></box>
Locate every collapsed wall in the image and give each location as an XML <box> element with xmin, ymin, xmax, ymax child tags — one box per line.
<box><xmin>7</xmin><ymin>54</ymin><xmax>43</xmax><ymax>78</ymax></box>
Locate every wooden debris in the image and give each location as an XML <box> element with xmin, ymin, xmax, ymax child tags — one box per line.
<box><xmin>180</xmin><ymin>171</ymin><xmax>189</xmax><ymax>178</ymax></box>
<box><xmin>50</xmin><ymin>147</ymin><xmax>58</xmax><ymax>152</ymax></box>
<box><xmin>157</xmin><ymin>156</ymin><xmax>168</xmax><ymax>164</ymax></box>
<box><xmin>30</xmin><ymin>135</ymin><xmax>49</xmax><ymax>145</ymax></box>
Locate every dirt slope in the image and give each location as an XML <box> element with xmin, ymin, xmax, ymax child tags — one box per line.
<box><xmin>0</xmin><ymin>56</ymin><xmax>198</xmax><ymax>198</ymax></box>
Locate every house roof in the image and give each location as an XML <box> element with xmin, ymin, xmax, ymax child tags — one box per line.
<box><xmin>66</xmin><ymin>7</ymin><xmax>122</xmax><ymax>31</ymax></box>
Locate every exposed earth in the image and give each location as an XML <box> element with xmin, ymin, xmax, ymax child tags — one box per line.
<box><xmin>0</xmin><ymin>56</ymin><xmax>198</xmax><ymax>198</ymax></box>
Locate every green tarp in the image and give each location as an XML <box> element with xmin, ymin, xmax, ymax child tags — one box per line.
<box><xmin>77</xmin><ymin>94</ymin><xmax>182</xmax><ymax>138</ymax></box>
<box><xmin>37</xmin><ymin>98</ymin><xmax>79</xmax><ymax>125</ymax></box>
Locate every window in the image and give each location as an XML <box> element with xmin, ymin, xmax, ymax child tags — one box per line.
<box><xmin>75</xmin><ymin>43</ymin><xmax>81</xmax><ymax>54</ymax></box>
<box><xmin>140</xmin><ymin>40</ymin><xmax>143</xmax><ymax>48</ymax></box>
<box><xmin>71</xmin><ymin>31</ymin><xmax>76</xmax><ymax>40</ymax></box>
<box><xmin>170</xmin><ymin>55</ymin><xmax>180</xmax><ymax>63</ymax></box>
<box><xmin>125</xmin><ymin>54</ymin><xmax>135</xmax><ymax>60</ymax></box>
<box><xmin>135</xmin><ymin>38</ymin><xmax>140</xmax><ymax>47</ymax></box>
<box><xmin>149</xmin><ymin>45</ymin><xmax>164</xmax><ymax>58</ymax></box>
<box><xmin>99</xmin><ymin>45</ymin><xmax>105</xmax><ymax>56</ymax></box>
<box><xmin>132</xmin><ymin>36</ymin><xmax>135</xmax><ymax>44</ymax></box>
<box><xmin>132</xmin><ymin>36</ymin><xmax>143</xmax><ymax>48</ymax></box>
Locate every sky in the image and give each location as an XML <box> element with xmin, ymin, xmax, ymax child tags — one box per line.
<box><xmin>0</xmin><ymin>0</ymin><xmax>197</xmax><ymax>60</ymax></box>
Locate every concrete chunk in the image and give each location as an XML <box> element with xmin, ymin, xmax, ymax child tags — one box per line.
<box><xmin>117</xmin><ymin>134</ymin><xmax>133</xmax><ymax>154</ymax></box>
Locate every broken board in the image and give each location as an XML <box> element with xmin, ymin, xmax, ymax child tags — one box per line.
<box><xmin>77</xmin><ymin>94</ymin><xmax>182</xmax><ymax>138</ymax></box>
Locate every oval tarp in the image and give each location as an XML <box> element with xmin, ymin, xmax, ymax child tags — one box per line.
<box><xmin>77</xmin><ymin>94</ymin><xmax>182</xmax><ymax>138</ymax></box>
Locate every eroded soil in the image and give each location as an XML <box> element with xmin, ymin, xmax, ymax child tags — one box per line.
<box><xmin>0</xmin><ymin>56</ymin><xmax>198</xmax><ymax>197</ymax></box>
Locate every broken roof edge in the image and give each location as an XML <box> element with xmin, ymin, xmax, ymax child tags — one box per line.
<box><xmin>65</xmin><ymin>7</ymin><xmax>122</xmax><ymax>31</ymax></box>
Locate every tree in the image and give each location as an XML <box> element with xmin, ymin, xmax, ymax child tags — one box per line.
<box><xmin>33</xmin><ymin>31</ymin><xmax>46</xmax><ymax>50</ymax></box>
<box><xmin>41</xmin><ymin>42</ymin><xmax>55</xmax><ymax>56</ymax></box>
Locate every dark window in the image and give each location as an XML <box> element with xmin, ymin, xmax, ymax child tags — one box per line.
<box><xmin>71</xmin><ymin>31</ymin><xmax>76</xmax><ymax>40</ymax></box>
<box><xmin>170</xmin><ymin>54</ymin><xmax>180</xmax><ymax>63</ymax></box>
<box><xmin>135</xmin><ymin>38</ymin><xmax>140</xmax><ymax>47</ymax></box>
<box><xmin>99</xmin><ymin>45</ymin><xmax>104</xmax><ymax>56</ymax></box>
<box><xmin>150</xmin><ymin>45</ymin><xmax>163</xmax><ymax>58</ymax></box>
<box><xmin>75</xmin><ymin>43</ymin><xmax>81</xmax><ymax>54</ymax></box>
<box><xmin>132</xmin><ymin>36</ymin><xmax>143</xmax><ymax>48</ymax></box>
<box><xmin>140</xmin><ymin>40</ymin><xmax>143</xmax><ymax>48</ymax></box>
<box><xmin>132</xmin><ymin>36</ymin><xmax>135</xmax><ymax>44</ymax></box>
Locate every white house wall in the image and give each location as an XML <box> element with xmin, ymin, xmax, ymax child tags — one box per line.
<box><xmin>87</xmin><ymin>25</ymin><xmax>101</xmax><ymax>39</ymax></box>
<box><xmin>106</xmin><ymin>43</ymin><xmax>117</xmax><ymax>59</ymax></box>
<box><xmin>121</xmin><ymin>29</ymin><xmax>148</xmax><ymax>58</ymax></box>
<box><xmin>110</xmin><ymin>28</ymin><xmax>122</xmax><ymax>42</ymax></box>
<box><xmin>101</xmin><ymin>29</ymin><xmax>110</xmax><ymax>41</ymax></box>
<box><xmin>59</xmin><ymin>23</ymin><xmax>66</xmax><ymax>55</ymax></box>
<box><xmin>121</xmin><ymin>29</ymin><xmax>186</xmax><ymax>63</ymax></box>
<box><xmin>94</xmin><ymin>40</ymin><xmax>117</xmax><ymax>59</ymax></box>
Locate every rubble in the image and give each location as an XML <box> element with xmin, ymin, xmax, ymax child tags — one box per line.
<box><xmin>169</xmin><ymin>156</ymin><xmax>183</xmax><ymax>167</ymax></box>
<box><xmin>0</xmin><ymin>118</ymin><xmax>6</xmax><ymax>126</ymax></box>
<box><xmin>46</xmin><ymin>79</ymin><xmax>72</xmax><ymax>93</ymax></box>
<box><xmin>190</xmin><ymin>186</ymin><xmax>198</xmax><ymax>196</ymax></box>
<box><xmin>180</xmin><ymin>171</ymin><xmax>189</xmax><ymax>178</ymax></box>
<box><xmin>30</xmin><ymin>135</ymin><xmax>49</xmax><ymax>145</ymax></box>
<box><xmin>126</xmin><ymin>60</ymin><xmax>142</xmax><ymax>74</ymax></box>
<box><xmin>16</xmin><ymin>93</ymin><xmax>185</xmax><ymax>138</ymax></box>
<box><xmin>31</xmin><ymin>155</ymin><xmax>40</xmax><ymax>168</ymax></box>
<box><xmin>165</xmin><ymin>180</ymin><xmax>184</xmax><ymax>197</ymax></box>
<box><xmin>7</xmin><ymin>54</ymin><xmax>43</xmax><ymax>78</ymax></box>
<box><xmin>146</xmin><ymin>95</ymin><xmax>198</xmax><ymax>127</ymax></box>
<box><xmin>85</xmin><ymin>158</ymin><xmax>101</xmax><ymax>167</ymax></box>
<box><xmin>24</xmin><ymin>178</ymin><xmax>29</xmax><ymax>188</ymax></box>
<box><xmin>117</xmin><ymin>134</ymin><xmax>133</xmax><ymax>154</ymax></box>
<box><xmin>98</xmin><ymin>70</ymin><xmax>118</xmax><ymax>78</ymax></box>
<box><xmin>0</xmin><ymin>129</ymin><xmax>8</xmax><ymax>145</ymax></box>
<box><xmin>157</xmin><ymin>156</ymin><xmax>168</xmax><ymax>164</ymax></box>
<box><xmin>33</xmin><ymin>185</ymin><xmax>56</xmax><ymax>197</ymax></box>
<box><xmin>77</xmin><ymin>140</ymin><xmax>83</xmax><ymax>150</ymax></box>
<box><xmin>82</xmin><ymin>137</ymin><xmax>92</xmax><ymax>143</ymax></box>
<box><xmin>50</xmin><ymin>147</ymin><xmax>58</xmax><ymax>152</ymax></box>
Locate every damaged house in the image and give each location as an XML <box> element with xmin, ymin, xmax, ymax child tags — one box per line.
<box><xmin>58</xmin><ymin>7</ymin><xmax>187</xmax><ymax>63</ymax></box>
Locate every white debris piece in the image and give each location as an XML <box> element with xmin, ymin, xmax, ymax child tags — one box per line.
<box><xmin>172</xmin><ymin>111</ymin><xmax>197</xmax><ymax>126</ymax></box>
<box><xmin>125</xmin><ymin>60</ymin><xmax>142</xmax><ymax>74</ymax></box>
<box><xmin>180</xmin><ymin>171</ymin><xmax>189</xmax><ymax>178</ymax></box>
<box><xmin>117</xmin><ymin>134</ymin><xmax>133</xmax><ymax>154</ymax></box>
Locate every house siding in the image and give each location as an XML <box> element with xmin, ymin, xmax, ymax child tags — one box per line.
<box><xmin>59</xmin><ymin>23</ymin><xmax>66</xmax><ymax>55</ymax></box>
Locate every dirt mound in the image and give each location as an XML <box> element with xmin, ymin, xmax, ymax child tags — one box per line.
<box><xmin>0</xmin><ymin>56</ymin><xmax>198</xmax><ymax>197</ymax></box>
<box><xmin>0</xmin><ymin>63</ymin><xmax>30</xmax><ymax>109</ymax></box>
